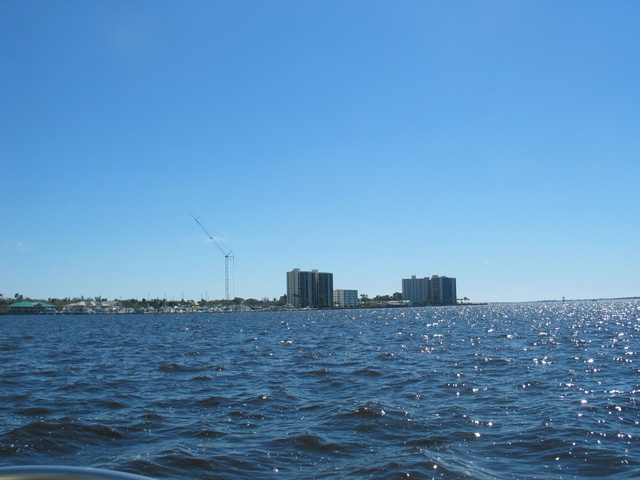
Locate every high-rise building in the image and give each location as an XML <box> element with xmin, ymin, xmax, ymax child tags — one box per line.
<box><xmin>333</xmin><ymin>289</ymin><xmax>359</xmax><ymax>307</ymax></box>
<box><xmin>287</xmin><ymin>268</ymin><xmax>334</xmax><ymax>308</ymax></box>
<box><xmin>314</xmin><ymin>270</ymin><xmax>334</xmax><ymax>308</ymax></box>
<box><xmin>429</xmin><ymin>275</ymin><xmax>457</xmax><ymax>305</ymax></box>
<box><xmin>287</xmin><ymin>268</ymin><xmax>313</xmax><ymax>308</ymax></box>
<box><xmin>402</xmin><ymin>274</ymin><xmax>457</xmax><ymax>305</ymax></box>
<box><xmin>402</xmin><ymin>275</ymin><xmax>429</xmax><ymax>304</ymax></box>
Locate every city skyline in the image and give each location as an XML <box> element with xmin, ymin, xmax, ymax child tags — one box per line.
<box><xmin>2</xmin><ymin>2</ymin><xmax>639</xmax><ymax>303</ymax></box>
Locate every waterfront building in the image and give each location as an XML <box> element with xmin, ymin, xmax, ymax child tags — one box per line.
<box><xmin>287</xmin><ymin>268</ymin><xmax>334</xmax><ymax>308</ymax></box>
<box><xmin>287</xmin><ymin>269</ymin><xmax>312</xmax><ymax>308</ymax></box>
<box><xmin>402</xmin><ymin>274</ymin><xmax>457</xmax><ymax>305</ymax></box>
<box><xmin>63</xmin><ymin>299</ymin><xmax>120</xmax><ymax>314</ymax></box>
<box><xmin>7</xmin><ymin>301</ymin><xmax>57</xmax><ymax>314</ymax></box>
<box><xmin>402</xmin><ymin>275</ymin><xmax>429</xmax><ymax>304</ymax></box>
<box><xmin>429</xmin><ymin>275</ymin><xmax>457</xmax><ymax>305</ymax></box>
<box><xmin>333</xmin><ymin>289</ymin><xmax>359</xmax><ymax>307</ymax></box>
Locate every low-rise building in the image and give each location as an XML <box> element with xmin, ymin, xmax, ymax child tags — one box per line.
<box><xmin>8</xmin><ymin>301</ymin><xmax>58</xmax><ymax>314</ymax></box>
<box><xmin>333</xmin><ymin>289</ymin><xmax>359</xmax><ymax>307</ymax></box>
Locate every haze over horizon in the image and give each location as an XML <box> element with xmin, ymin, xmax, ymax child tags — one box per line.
<box><xmin>2</xmin><ymin>1</ymin><xmax>638</xmax><ymax>304</ymax></box>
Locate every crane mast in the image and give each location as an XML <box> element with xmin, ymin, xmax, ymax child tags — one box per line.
<box><xmin>190</xmin><ymin>213</ymin><xmax>234</xmax><ymax>301</ymax></box>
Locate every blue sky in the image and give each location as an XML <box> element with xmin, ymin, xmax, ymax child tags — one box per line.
<box><xmin>1</xmin><ymin>1</ymin><xmax>638</xmax><ymax>303</ymax></box>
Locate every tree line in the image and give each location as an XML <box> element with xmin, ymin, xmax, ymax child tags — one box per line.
<box><xmin>0</xmin><ymin>293</ymin><xmax>289</xmax><ymax>312</ymax></box>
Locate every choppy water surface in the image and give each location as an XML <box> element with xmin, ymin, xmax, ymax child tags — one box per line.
<box><xmin>1</xmin><ymin>301</ymin><xmax>639</xmax><ymax>479</ymax></box>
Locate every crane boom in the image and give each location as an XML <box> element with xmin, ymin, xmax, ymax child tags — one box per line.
<box><xmin>190</xmin><ymin>213</ymin><xmax>234</xmax><ymax>301</ymax></box>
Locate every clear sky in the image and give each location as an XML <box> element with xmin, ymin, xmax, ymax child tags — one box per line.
<box><xmin>1</xmin><ymin>1</ymin><xmax>638</xmax><ymax>303</ymax></box>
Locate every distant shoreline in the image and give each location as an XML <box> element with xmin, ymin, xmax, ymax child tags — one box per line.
<box><xmin>2</xmin><ymin>297</ymin><xmax>639</xmax><ymax>315</ymax></box>
<box><xmin>531</xmin><ymin>296</ymin><xmax>640</xmax><ymax>303</ymax></box>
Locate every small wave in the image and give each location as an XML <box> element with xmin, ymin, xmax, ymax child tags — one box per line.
<box><xmin>477</xmin><ymin>356</ymin><xmax>512</xmax><ymax>365</ymax></box>
<box><xmin>353</xmin><ymin>368</ymin><xmax>382</xmax><ymax>377</ymax></box>
<box><xmin>157</xmin><ymin>363</ymin><xmax>188</xmax><ymax>372</ymax></box>
<box><xmin>296</xmin><ymin>403</ymin><xmax>323</xmax><ymax>412</ymax></box>
<box><xmin>189</xmin><ymin>429</ymin><xmax>227</xmax><ymax>438</ymax></box>
<box><xmin>160</xmin><ymin>449</ymin><xmax>218</xmax><ymax>472</ymax></box>
<box><xmin>94</xmin><ymin>399</ymin><xmax>127</xmax><ymax>410</ymax></box>
<box><xmin>301</xmin><ymin>368</ymin><xmax>331</xmax><ymax>376</ymax></box>
<box><xmin>141</xmin><ymin>412</ymin><xmax>163</xmax><ymax>420</ymax></box>
<box><xmin>270</xmin><ymin>433</ymin><xmax>344</xmax><ymax>454</ymax></box>
<box><xmin>406</xmin><ymin>435</ymin><xmax>450</xmax><ymax>447</ymax></box>
<box><xmin>378</xmin><ymin>352</ymin><xmax>397</xmax><ymax>360</ymax></box>
<box><xmin>4</xmin><ymin>420</ymin><xmax>124</xmax><ymax>451</ymax></box>
<box><xmin>350</xmin><ymin>401</ymin><xmax>387</xmax><ymax>418</ymax></box>
<box><xmin>120</xmin><ymin>458</ymin><xmax>172</xmax><ymax>480</ymax></box>
<box><xmin>195</xmin><ymin>396</ymin><xmax>224</xmax><ymax>407</ymax></box>
<box><xmin>14</xmin><ymin>406</ymin><xmax>53</xmax><ymax>416</ymax></box>
<box><xmin>349</xmin><ymin>459</ymin><xmax>444</xmax><ymax>479</ymax></box>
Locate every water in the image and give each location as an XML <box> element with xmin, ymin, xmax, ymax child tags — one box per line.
<box><xmin>1</xmin><ymin>301</ymin><xmax>638</xmax><ymax>479</ymax></box>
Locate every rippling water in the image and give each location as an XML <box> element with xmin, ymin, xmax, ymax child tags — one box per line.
<box><xmin>1</xmin><ymin>301</ymin><xmax>639</xmax><ymax>479</ymax></box>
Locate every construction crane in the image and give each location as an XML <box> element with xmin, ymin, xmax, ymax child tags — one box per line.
<box><xmin>190</xmin><ymin>213</ymin><xmax>234</xmax><ymax>301</ymax></box>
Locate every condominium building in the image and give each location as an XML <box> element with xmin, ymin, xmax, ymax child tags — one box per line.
<box><xmin>402</xmin><ymin>275</ymin><xmax>429</xmax><ymax>304</ymax></box>
<box><xmin>333</xmin><ymin>289</ymin><xmax>359</xmax><ymax>307</ymax></box>
<box><xmin>429</xmin><ymin>275</ymin><xmax>457</xmax><ymax>305</ymax></box>
<box><xmin>402</xmin><ymin>274</ymin><xmax>457</xmax><ymax>305</ymax></box>
<box><xmin>287</xmin><ymin>269</ymin><xmax>313</xmax><ymax>308</ymax></box>
<box><xmin>287</xmin><ymin>268</ymin><xmax>334</xmax><ymax>308</ymax></box>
